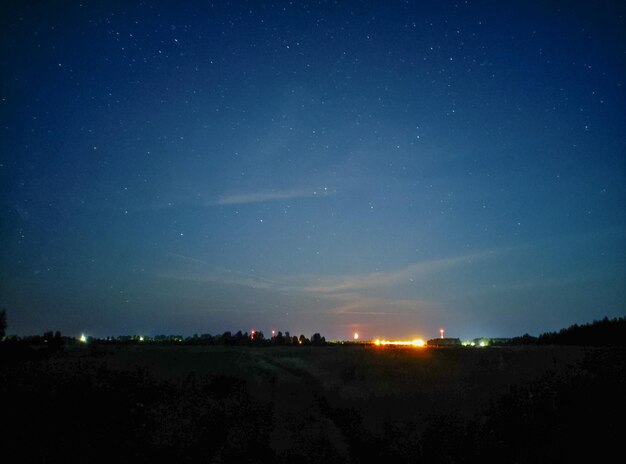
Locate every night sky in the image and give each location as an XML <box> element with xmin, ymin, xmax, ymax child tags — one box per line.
<box><xmin>1</xmin><ymin>1</ymin><xmax>625</xmax><ymax>340</ymax></box>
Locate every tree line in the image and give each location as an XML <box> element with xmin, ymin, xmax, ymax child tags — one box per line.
<box><xmin>99</xmin><ymin>330</ymin><xmax>327</xmax><ymax>346</ymax></box>
<box><xmin>498</xmin><ymin>316</ymin><xmax>626</xmax><ymax>347</ymax></box>
<box><xmin>1</xmin><ymin>307</ymin><xmax>328</xmax><ymax>348</ymax></box>
<box><xmin>1</xmin><ymin>328</ymin><xmax>327</xmax><ymax>350</ymax></box>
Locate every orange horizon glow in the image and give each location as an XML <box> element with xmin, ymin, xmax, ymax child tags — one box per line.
<box><xmin>373</xmin><ymin>339</ymin><xmax>425</xmax><ymax>347</ymax></box>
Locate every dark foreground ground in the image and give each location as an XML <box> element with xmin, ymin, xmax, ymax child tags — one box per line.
<box><xmin>1</xmin><ymin>343</ymin><xmax>624</xmax><ymax>463</ymax></box>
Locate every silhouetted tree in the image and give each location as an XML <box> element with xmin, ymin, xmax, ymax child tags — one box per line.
<box><xmin>251</xmin><ymin>331</ymin><xmax>265</xmax><ymax>345</ymax></box>
<box><xmin>43</xmin><ymin>330</ymin><xmax>63</xmax><ymax>351</ymax></box>
<box><xmin>234</xmin><ymin>330</ymin><xmax>245</xmax><ymax>345</ymax></box>
<box><xmin>311</xmin><ymin>333</ymin><xmax>325</xmax><ymax>345</ymax></box>
<box><xmin>537</xmin><ymin>316</ymin><xmax>626</xmax><ymax>346</ymax></box>
<box><xmin>506</xmin><ymin>333</ymin><xmax>538</xmax><ymax>345</ymax></box>
<box><xmin>274</xmin><ymin>331</ymin><xmax>285</xmax><ymax>345</ymax></box>
<box><xmin>221</xmin><ymin>331</ymin><xmax>232</xmax><ymax>345</ymax></box>
<box><xmin>0</xmin><ymin>308</ymin><xmax>6</xmax><ymax>339</ymax></box>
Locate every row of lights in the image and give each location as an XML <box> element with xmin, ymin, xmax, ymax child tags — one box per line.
<box><xmin>355</xmin><ymin>329</ymin><xmax>443</xmax><ymax>347</ymax></box>
<box><xmin>374</xmin><ymin>339</ymin><xmax>426</xmax><ymax>347</ymax></box>
<box><xmin>78</xmin><ymin>329</ymin><xmax>445</xmax><ymax>345</ymax></box>
<box><xmin>79</xmin><ymin>334</ymin><xmax>144</xmax><ymax>343</ymax></box>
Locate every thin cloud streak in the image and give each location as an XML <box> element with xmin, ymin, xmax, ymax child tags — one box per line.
<box><xmin>216</xmin><ymin>188</ymin><xmax>333</xmax><ymax>205</ymax></box>
<box><xmin>156</xmin><ymin>248</ymin><xmax>503</xmax><ymax>326</ymax></box>
<box><xmin>302</xmin><ymin>250</ymin><xmax>499</xmax><ymax>294</ymax></box>
<box><xmin>159</xmin><ymin>249</ymin><xmax>503</xmax><ymax>295</ymax></box>
<box><xmin>167</xmin><ymin>253</ymin><xmax>208</xmax><ymax>266</ymax></box>
<box><xmin>159</xmin><ymin>267</ymin><xmax>284</xmax><ymax>290</ymax></box>
<box><xmin>324</xmin><ymin>293</ymin><xmax>441</xmax><ymax>316</ymax></box>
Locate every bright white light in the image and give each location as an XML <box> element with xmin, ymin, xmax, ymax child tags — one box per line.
<box><xmin>479</xmin><ymin>341</ymin><xmax>487</xmax><ymax>347</ymax></box>
<box><xmin>376</xmin><ymin>339</ymin><xmax>426</xmax><ymax>348</ymax></box>
<box><xmin>79</xmin><ymin>334</ymin><xmax>87</xmax><ymax>343</ymax></box>
<box><xmin>139</xmin><ymin>336</ymin><xmax>144</xmax><ymax>342</ymax></box>
<box><xmin>353</xmin><ymin>332</ymin><xmax>359</xmax><ymax>340</ymax></box>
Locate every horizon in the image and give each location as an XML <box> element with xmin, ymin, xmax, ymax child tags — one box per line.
<box><xmin>1</xmin><ymin>1</ymin><xmax>625</xmax><ymax>341</ymax></box>
<box><xmin>4</xmin><ymin>314</ymin><xmax>622</xmax><ymax>342</ymax></box>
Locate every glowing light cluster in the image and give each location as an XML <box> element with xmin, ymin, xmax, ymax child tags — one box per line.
<box><xmin>373</xmin><ymin>339</ymin><xmax>425</xmax><ymax>347</ymax></box>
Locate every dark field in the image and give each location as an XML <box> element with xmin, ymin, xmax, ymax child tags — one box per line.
<box><xmin>2</xmin><ymin>344</ymin><xmax>624</xmax><ymax>463</ymax></box>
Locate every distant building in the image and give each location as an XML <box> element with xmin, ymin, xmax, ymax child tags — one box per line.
<box><xmin>427</xmin><ymin>337</ymin><xmax>461</xmax><ymax>347</ymax></box>
<box><xmin>472</xmin><ymin>337</ymin><xmax>491</xmax><ymax>347</ymax></box>
<box><xmin>466</xmin><ymin>337</ymin><xmax>512</xmax><ymax>347</ymax></box>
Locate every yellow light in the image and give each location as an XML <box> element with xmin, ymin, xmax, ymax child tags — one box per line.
<box><xmin>353</xmin><ymin>332</ymin><xmax>359</xmax><ymax>340</ymax></box>
<box><xmin>375</xmin><ymin>339</ymin><xmax>425</xmax><ymax>347</ymax></box>
<box><xmin>79</xmin><ymin>334</ymin><xmax>87</xmax><ymax>343</ymax></box>
<box><xmin>139</xmin><ymin>336</ymin><xmax>144</xmax><ymax>342</ymax></box>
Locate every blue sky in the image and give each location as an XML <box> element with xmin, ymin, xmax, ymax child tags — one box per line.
<box><xmin>1</xmin><ymin>1</ymin><xmax>624</xmax><ymax>339</ymax></box>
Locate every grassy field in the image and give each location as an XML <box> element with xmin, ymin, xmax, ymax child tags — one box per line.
<box><xmin>1</xmin><ymin>343</ymin><xmax>624</xmax><ymax>462</ymax></box>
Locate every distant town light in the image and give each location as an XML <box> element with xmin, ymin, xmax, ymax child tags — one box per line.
<box><xmin>79</xmin><ymin>334</ymin><xmax>87</xmax><ymax>343</ymax></box>
<box><xmin>139</xmin><ymin>336</ymin><xmax>144</xmax><ymax>342</ymax></box>
<box><xmin>353</xmin><ymin>332</ymin><xmax>359</xmax><ymax>340</ymax></box>
<box><xmin>440</xmin><ymin>328</ymin><xmax>445</xmax><ymax>339</ymax></box>
<box><xmin>375</xmin><ymin>339</ymin><xmax>426</xmax><ymax>348</ymax></box>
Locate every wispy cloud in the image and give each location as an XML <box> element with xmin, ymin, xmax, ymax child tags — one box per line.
<box><xmin>160</xmin><ymin>267</ymin><xmax>284</xmax><ymax>290</ymax></box>
<box><xmin>301</xmin><ymin>251</ymin><xmax>498</xmax><ymax>294</ymax></box>
<box><xmin>322</xmin><ymin>293</ymin><xmax>440</xmax><ymax>316</ymax></box>
<box><xmin>167</xmin><ymin>252</ymin><xmax>208</xmax><ymax>266</ymax></box>
<box><xmin>157</xmin><ymin>248</ymin><xmax>503</xmax><ymax>326</ymax></box>
<box><xmin>160</xmin><ymin>249</ymin><xmax>501</xmax><ymax>295</ymax></box>
<box><xmin>129</xmin><ymin>186</ymin><xmax>335</xmax><ymax>211</ymax></box>
<box><xmin>215</xmin><ymin>188</ymin><xmax>333</xmax><ymax>205</ymax></box>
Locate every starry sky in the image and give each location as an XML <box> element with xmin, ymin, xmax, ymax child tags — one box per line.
<box><xmin>1</xmin><ymin>1</ymin><xmax>625</xmax><ymax>340</ymax></box>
